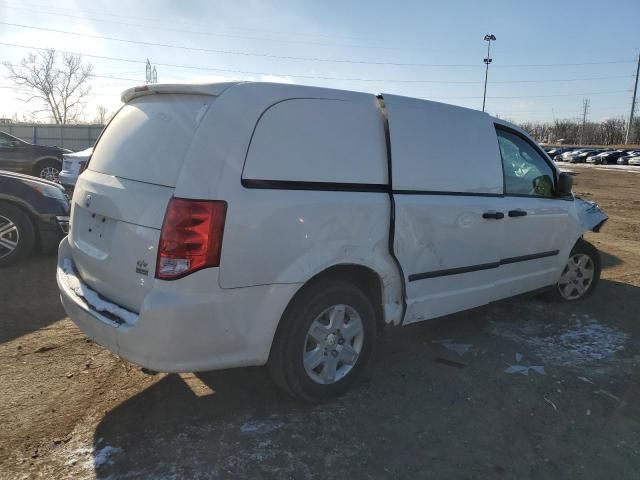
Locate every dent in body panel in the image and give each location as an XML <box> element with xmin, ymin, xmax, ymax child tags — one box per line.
<box><xmin>394</xmin><ymin>196</ymin><xmax>503</xmax><ymax>277</ymax></box>
<box><xmin>218</xmin><ymin>190</ymin><xmax>404</xmax><ymax>325</ymax></box>
<box><xmin>394</xmin><ymin>195</ymin><xmax>503</xmax><ymax>323</ymax></box>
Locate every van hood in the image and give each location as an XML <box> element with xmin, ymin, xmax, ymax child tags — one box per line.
<box><xmin>575</xmin><ymin>197</ymin><xmax>608</xmax><ymax>232</ymax></box>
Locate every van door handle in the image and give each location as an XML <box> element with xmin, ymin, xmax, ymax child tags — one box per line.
<box><xmin>508</xmin><ymin>209</ymin><xmax>527</xmax><ymax>217</ymax></box>
<box><xmin>482</xmin><ymin>211</ymin><xmax>504</xmax><ymax>220</ymax></box>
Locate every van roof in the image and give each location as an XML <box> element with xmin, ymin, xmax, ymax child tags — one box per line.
<box><xmin>120</xmin><ymin>82</ymin><xmax>512</xmax><ymax>131</ymax></box>
<box><xmin>121</xmin><ymin>82</ymin><xmax>240</xmax><ymax>103</ymax></box>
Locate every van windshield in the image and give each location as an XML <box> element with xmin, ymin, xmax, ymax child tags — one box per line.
<box><xmin>89</xmin><ymin>94</ymin><xmax>213</xmax><ymax>187</ymax></box>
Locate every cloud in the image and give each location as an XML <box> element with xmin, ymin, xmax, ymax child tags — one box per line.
<box><xmin>259</xmin><ymin>74</ymin><xmax>294</xmax><ymax>84</ymax></box>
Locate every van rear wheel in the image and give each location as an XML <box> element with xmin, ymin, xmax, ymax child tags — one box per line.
<box><xmin>268</xmin><ymin>280</ymin><xmax>377</xmax><ymax>402</ymax></box>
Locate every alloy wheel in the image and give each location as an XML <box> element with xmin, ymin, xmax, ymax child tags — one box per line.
<box><xmin>0</xmin><ymin>215</ymin><xmax>19</xmax><ymax>260</ymax></box>
<box><xmin>40</xmin><ymin>166</ymin><xmax>60</xmax><ymax>182</ymax></box>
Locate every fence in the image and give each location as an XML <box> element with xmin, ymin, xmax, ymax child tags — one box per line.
<box><xmin>1</xmin><ymin>124</ymin><xmax>105</xmax><ymax>151</ymax></box>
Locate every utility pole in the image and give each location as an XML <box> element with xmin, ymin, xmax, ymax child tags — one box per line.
<box><xmin>579</xmin><ymin>98</ymin><xmax>590</xmax><ymax>145</ymax></box>
<box><xmin>482</xmin><ymin>34</ymin><xmax>496</xmax><ymax>112</ymax></box>
<box><xmin>625</xmin><ymin>53</ymin><xmax>639</xmax><ymax>144</ymax></box>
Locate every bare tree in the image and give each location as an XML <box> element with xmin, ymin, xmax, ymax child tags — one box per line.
<box><xmin>3</xmin><ymin>49</ymin><xmax>93</xmax><ymax>124</ymax></box>
<box><xmin>94</xmin><ymin>105</ymin><xmax>109</xmax><ymax>125</ymax></box>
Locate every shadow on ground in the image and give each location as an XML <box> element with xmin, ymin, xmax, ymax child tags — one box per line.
<box><xmin>91</xmin><ymin>280</ymin><xmax>640</xmax><ymax>479</ymax></box>
<box><xmin>0</xmin><ymin>254</ymin><xmax>66</xmax><ymax>344</ymax></box>
<box><xmin>600</xmin><ymin>250</ymin><xmax>623</xmax><ymax>270</ymax></box>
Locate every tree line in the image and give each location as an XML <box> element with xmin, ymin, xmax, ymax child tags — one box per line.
<box><xmin>518</xmin><ymin>117</ymin><xmax>640</xmax><ymax>146</ymax></box>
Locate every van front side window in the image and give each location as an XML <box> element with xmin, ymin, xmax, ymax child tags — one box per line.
<box><xmin>496</xmin><ymin>129</ymin><xmax>555</xmax><ymax>198</ymax></box>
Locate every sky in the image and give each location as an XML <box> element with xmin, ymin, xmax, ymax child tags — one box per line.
<box><xmin>0</xmin><ymin>0</ymin><xmax>639</xmax><ymax>124</ymax></box>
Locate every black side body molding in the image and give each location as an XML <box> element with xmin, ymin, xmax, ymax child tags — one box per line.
<box><xmin>408</xmin><ymin>250</ymin><xmax>559</xmax><ymax>282</ymax></box>
<box><xmin>241</xmin><ymin>178</ymin><xmax>389</xmax><ymax>193</ymax></box>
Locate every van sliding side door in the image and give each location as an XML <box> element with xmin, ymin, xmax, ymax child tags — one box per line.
<box><xmin>382</xmin><ymin>94</ymin><xmax>504</xmax><ymax>324</ymax></box>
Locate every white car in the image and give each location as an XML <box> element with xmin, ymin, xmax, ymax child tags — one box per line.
<box><xmin>628</xmin><ymin>156</ymin><xmax>640</xmax><ymax>165</ymax></box>
<box><xmin>57</xmin><ymin>82</ymin><xmax>608</xmax><ymax>401</ymax></box>
<box><xmin>59</xmin><ymin>147</ymin><xmax>93</xmax><ymax>194</ymax></box>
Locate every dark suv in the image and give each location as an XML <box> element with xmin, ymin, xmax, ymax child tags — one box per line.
<box><xmin>0</xmin><ymin>131</ymin><xmax>71</xmax><ymax>182</ymax></box>
<box><xmin>0</xmin><ymin>170</ymin><xmax>69</xmax><ymax>266</ymax></box>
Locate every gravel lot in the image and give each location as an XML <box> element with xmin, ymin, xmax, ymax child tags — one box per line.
<box><xmin>1</xmin><ymin>166</ymin><xmax>639</xmax><ymax>479</ymax></box>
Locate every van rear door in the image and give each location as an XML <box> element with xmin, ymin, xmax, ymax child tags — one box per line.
<box><xmin>67</xmin><ymin>93</ymin><xmax>215</xmax><ymax>312</ymax></box>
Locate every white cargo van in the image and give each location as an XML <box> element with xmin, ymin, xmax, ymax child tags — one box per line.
<box><xmin>57</xmin><ymin>82</ymin><xmax>607</xmax><ymax>401</ymax></box>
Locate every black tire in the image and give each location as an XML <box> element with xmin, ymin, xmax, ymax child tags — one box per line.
<box><xmin>0</xmin><ymin>203</ymin><xmax>36</xmax><ymax>267</ymax></box>
<box><xmin>33</xmin><ymin>158</ymin><xmax>62</xmax><ymax>182</ymax></box>
<box><xmin>550</xmin><ymin>239</ymin><xmax>601</xmax><ymax>301</ymax></box>
<box><xmin>268</xmin><ymin>279</ymin><xmax>377</xmax><ymax>402</ymax></box>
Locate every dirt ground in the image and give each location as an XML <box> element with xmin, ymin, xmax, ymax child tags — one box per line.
<box><xmin>1</xmin><ymin>166</ymin><xmax>639</xmax><ymax>479</ymax></box>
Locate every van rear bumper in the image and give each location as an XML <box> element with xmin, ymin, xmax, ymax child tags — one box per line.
<box><xmin>57</xmin><ymin>237</ymin><xmax>300</xmax><ymax>373</ymax></box>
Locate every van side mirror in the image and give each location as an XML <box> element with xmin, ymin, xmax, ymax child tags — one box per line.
<box><xmin>557</xmin><ymin>172</ymin><xmax>573</xmax><ymax>196</ymax></box>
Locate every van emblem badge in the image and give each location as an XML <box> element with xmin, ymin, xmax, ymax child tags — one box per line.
<box><xmin>85</xmin><ymin>194</ymin><xmax>92</xmax><ymax>208</ymax></box>
<box><xmin>136</xmin><ymin>260</ymin><xmax>149</xmax><ymax>276</ymax></box>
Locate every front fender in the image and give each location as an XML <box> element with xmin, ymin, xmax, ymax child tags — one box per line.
<box><xmin>575</xmin><ymin>196</ymin><xmax>608</xmax><ymax>233</ymax></box>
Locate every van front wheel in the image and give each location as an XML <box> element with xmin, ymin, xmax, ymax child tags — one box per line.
<box><xmin>268</xmin><ymin>280</ymin><xmax>377</xmax><ymax>402</ymax></box>
<box><xmin>553</xmin><ymin>239</ymin><xmax>601</xmax><ymax>301</ymax></box>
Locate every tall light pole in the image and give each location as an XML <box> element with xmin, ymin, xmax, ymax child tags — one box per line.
<box><xmin>625</xmin><ymin>53</ymin><xmax>639</xmax><ymax>144</ymax></box>
<box><xmin>482</xmin><ymin>34</ymin><xmax>496</xmax><ymax>112</ymax></box>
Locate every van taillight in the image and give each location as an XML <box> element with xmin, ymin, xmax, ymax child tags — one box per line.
<box><xmin>156</xmin><ymin>198</ymin><xmax>227</xmax><ymax>280</ymax></box>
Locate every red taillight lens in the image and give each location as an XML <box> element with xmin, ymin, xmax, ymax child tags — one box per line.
<box><xmin>156</xmin><ymin>198</ymin><xmax>227</xmax><ymax>280</ymax></box>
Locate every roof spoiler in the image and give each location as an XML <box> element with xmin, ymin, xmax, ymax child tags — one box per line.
<box><xmin>120</xmin><ymin>82</ymin><xmax>239</xmax><ymax>103</ymax></box>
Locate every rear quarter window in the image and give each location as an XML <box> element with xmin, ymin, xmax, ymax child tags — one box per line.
<box><xmin>242</xmin><ymin>98</ymin><xmax>388</xmax><ymax>185</ymax></box>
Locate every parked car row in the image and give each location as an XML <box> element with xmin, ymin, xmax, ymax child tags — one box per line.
<box><xmin>0</xmin><ymin>131</ymin><xmax>71</xmax><ymax>181</ymax></box>
<box><xmin>543</xmin><ymin>146</ymin><xmax>640</xmax><ymax>165</ymax></box>
<box><xmin>0</xmin><ymin>131</ymin><xmax>87</xmax><ymax>266</ymax></box>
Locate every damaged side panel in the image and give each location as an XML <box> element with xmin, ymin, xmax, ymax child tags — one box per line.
<box><xmin>575</xmin><ymin>197</ymin><xmax>608</xmax><ymax>233</ymax></box>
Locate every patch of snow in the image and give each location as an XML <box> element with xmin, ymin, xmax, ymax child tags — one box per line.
<box><xmin>432</xmin><ymin>339</ymin><xmax>472</xmax><ymax>356</ymax></box>
<box><xmin>60</xmin><ymin>258</ymin><xmax>138</xmax><ymax>325</ymax></box>
<box><xmin>240</xmin><ymin>420</ymin><xmax>282</xmax><ymax>434</ymax></box>
<box><xmin>489</xmin><ymin>315</ymin><xmax>628</xmax><ymax>368</ymax></box>
<box><xmin>504</xmin><ymin>365</ymin><xmax>545</xmax><ymax>376</ymax></box>
<box><xmin>556</xmin><ymin>162</ymin><xmax>640</xmax><ymax>174</ymax></box>
<box><xmin>94</xmin><ymin>445</ymin><xmax>122</xmax><ymax>468</ymax></box>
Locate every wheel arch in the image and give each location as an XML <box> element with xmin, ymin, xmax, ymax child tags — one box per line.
<box><xmin>0</xmin><ymin>198</ymin><xmax>40</xmax><ymax>251</ymax></box>
<box><xmin>271</xmin><ymin>263</ymin><xmax>390</xmax><ymax>347</ymax></box>
<box><xmin>32</xmin><ymin>156</ymin><xmax>62</xmax><ymax>176</ymax></box>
